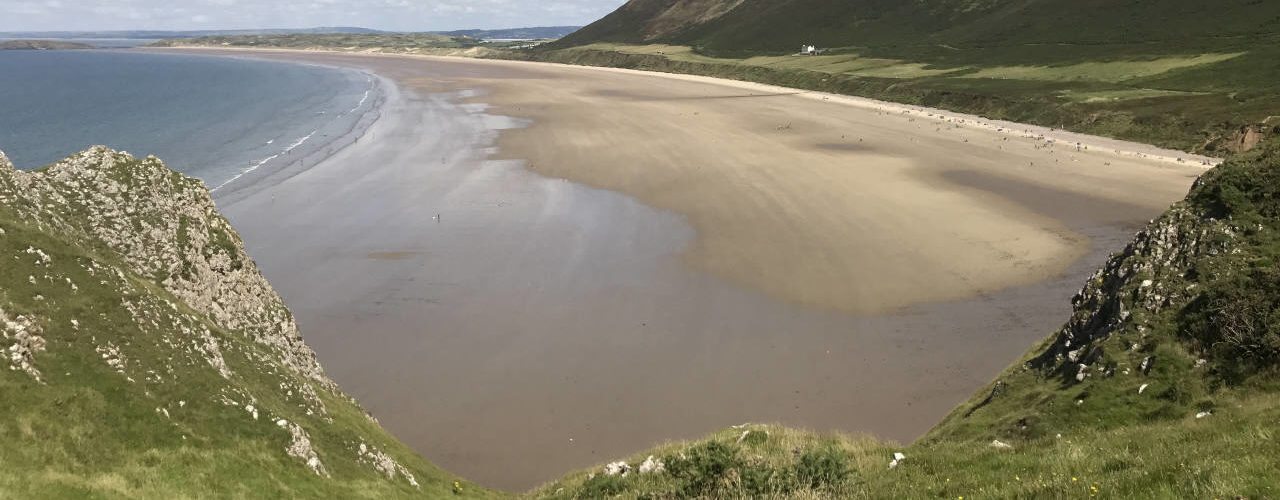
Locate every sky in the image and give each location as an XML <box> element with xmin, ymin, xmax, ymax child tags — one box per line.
<box><xmin>0</xmin><ymin>0</ymin><xmax>627</xmax><ymax>32</ymax></box>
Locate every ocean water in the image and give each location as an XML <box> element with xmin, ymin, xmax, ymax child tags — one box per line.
<box><xmin>0</xmin><ymin>49</ymin><xmax>379</xmax><ymax>194</ymax></box>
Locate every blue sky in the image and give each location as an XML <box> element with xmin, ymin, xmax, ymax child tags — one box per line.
<box><xmin>0</xmin><ymin>0</ymin><xmax>626</xmax><ymax>32</ymax></box>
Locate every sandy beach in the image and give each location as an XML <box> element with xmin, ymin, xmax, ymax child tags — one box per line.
<box><xmin>162</xmin><ymin>48</ymin><xmax>1208</xmax><ymax>490</ymax></box>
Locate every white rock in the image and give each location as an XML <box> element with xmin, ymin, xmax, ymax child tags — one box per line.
<box><xmin>604</xmin><ymin>461</ymin><xmax>631</xmax><ymax>476</ymax></box>
<box><xmin>990</xmin><ymin>440</ymin><xmax>1013</xmax><ymax>450</ymax></box>
<box><xmin>1196</xmin><ymin>411</ymin><xmax>1212</xmax><ymax>419</ymax></box>
<box><xmin>639</xmin><ymin>455</ymin><xmax>665</xmax><ymax>474</ymax></box>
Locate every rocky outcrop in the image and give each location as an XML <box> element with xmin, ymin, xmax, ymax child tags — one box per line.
<box><xmin>1029</xmin><ymin>204</ymin><xmax>1235</xmax><ymax>378</ymax></box>
<box><xmin>2</xmin><ymin>306</ymin><xmax>46</xmax><ymax>381</ymax></box>
<box><xmin>1</xmin><ymin>147</ymin><xmax>332</xmax><ymax>401</ymax></box>
<box><xmin>0</xmin><ymin>147</ymin><xmax>468</xmax><ymax>495</ymax></box>
<box><xmin>1204</xmin><ymin>124</ymin><xmax>1275</xmax><ymax>154</ymax></box>
<box><xmin>1027</xmin><ymin>142</ymin><xmax>1279</xmax><ymax>384</ymax></box>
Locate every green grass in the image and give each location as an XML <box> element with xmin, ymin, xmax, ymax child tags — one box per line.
<box><xmin>960</xmin><ymin>53</ymin><xmax>1245</xmax><ymax>83</ymax></box>
<box><xmin>1058</xmin><ymin>89</ymin><xmax>1206</xmax><ymax>104</ymax></box>
<box><xmin>532</xmin><ymin>398</ymin><xmax>1280</xmax><ymax>499</ymax></box>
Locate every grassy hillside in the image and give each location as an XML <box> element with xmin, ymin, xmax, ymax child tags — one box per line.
<box><xmin>556</xmin><ymin>0</ymin><xmax>1280</xmax><ymax>55</ymax></box>
<box><xmin>0</xmin><ymin>148</ymin><xmax>495</xmax><ymax>498</ymax></box>
<box><xmin>538</xmin><ymin>0</ymin><xmax>1280</xmax><ymax>155</ymax></box>
<box><xmin>533</xmin><ymin>140</ymin><xmax>1280</xmax><ymax>498</ymax></box>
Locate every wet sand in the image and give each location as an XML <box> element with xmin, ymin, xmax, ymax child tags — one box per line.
<box><xmin>169</xmin><ymin>49</ymin><xmax>1208</xmax><ymax>490</ymax></box>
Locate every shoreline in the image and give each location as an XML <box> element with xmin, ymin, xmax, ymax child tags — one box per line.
<box><xmin>154</xmin><ymin>48</ymin><xmax>1209</xmax><ymax>490</ymax></box>
<box><xmin>148</xmin><ymin>46</ymin><xmax>1222</xmax><ymax>169</ymax></box>
<box><xmin>133</xmin><ymin>48</ymin><xmax>390</xmax><ymax>203</ymax></box>
<box><xmin>212</xmin><ymin>63</ymin><xmax>387</xmax><ymax>205</ymax></box>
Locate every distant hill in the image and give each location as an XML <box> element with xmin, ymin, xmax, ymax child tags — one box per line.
<box><xmin>0</xmin><ymin>27</ymin><xmax>385</xmax><ymax>40</ymax></box>
<box><xmin>0</xmin><ymin>40</ymin><xmax>93</xmax><ymax>50</ymax></box>
<box><xmin>557</xmin><ymin>0</ymin><xmax>1280</xmax><ymax>57</ymax></box>
<box><xmin>1</xmin><ymin>26</ymin><xmax>581</xmax><ymax>42</ymax></box>
<box><xmin>436</xmin><ymin>26</ymin><xmax>580</xmax><ymax>40</ymax></box>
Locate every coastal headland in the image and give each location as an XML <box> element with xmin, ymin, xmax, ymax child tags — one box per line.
<box><xmin>155</xmin><ymin>47</ymin><xmax>1210</xmax><ymax>490</ymax></box>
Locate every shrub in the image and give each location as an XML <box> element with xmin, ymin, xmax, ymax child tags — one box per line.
<box><xmin>578</xmin><ymin>473</ymin><xmax>628</xmax><ymax>498</ymax></box>
<box><xmin>665</xmin><ymin>441</ymin><xmax>743</xmax><ymax>496</ymax></box>
<box><xmin>795</xmin><ymin>444</ymin><xmax>854</xmax><ymax>491</ymax></box>
<box><xmin>1182</xmin><ymin>268</ymin><xmax>1280</xmax><ymax>382</ymax></box>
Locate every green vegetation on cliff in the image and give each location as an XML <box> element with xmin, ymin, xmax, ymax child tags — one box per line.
<box><xmin>533</xmin><ymin>141</ymin><xmax>1280</xmax><ymax>498</ymax></box>
<box><xmin>536</xmin><ymin>0</ymin><xmax>1280</xmax><ymax>155</ymax></box>
<box><xmin>0</xmin><ymin>148</ymin><xmax>495</xmax><ymax>498</ymax></box>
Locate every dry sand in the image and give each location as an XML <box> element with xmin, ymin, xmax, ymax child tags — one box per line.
<box><xmin>163</xmin><ymin>48</ymin><xmax>1208</xmax><ymax>490</ymax></box>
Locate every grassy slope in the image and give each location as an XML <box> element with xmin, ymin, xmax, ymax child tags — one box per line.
<box><xmin>536</xmin><ymin>0</ymin><xmax>1280</xmax><ymax>154</ymax></box>
<box><xmin>532</xmin><ymin>142</ymin><xmax>1280</xmax><ymax>498</ymax></box>
<box><xmin>0</xmin><ymin>149</ymin><xmax>497</xmax><ymax>499</ymax></box>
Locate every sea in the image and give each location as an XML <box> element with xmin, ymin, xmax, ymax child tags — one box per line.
<box><xmin>0</xmin><ymin>47</ymin><xmax>380</xmax><ymax>194</ymax></box>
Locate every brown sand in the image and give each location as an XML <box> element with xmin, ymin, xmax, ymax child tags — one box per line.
<box><xmin>468</xmin><ymin>63</ymin><xmax>1209</xmax><ymax>313</ymax></box>
<box><xmin>161</xmin><ymin>48</ymin><xmax>1207</xmax><ymax>490</ymax></box>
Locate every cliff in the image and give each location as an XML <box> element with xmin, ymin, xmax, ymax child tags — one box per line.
<box><xmin>0</xmin><ymin>147</ymin><xmax>493</xmax><ymax>498</ymax></box>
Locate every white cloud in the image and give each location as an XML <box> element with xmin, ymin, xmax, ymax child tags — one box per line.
<box><xmin>0</xmin><ymin>0</ymin><xmax>625</xmax><ymax>31</ymax></box>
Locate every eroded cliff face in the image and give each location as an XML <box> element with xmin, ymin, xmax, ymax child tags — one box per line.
<box><xmin>1029</xmin><ymin>204</ymin><xmax>1238</xmax><ymax>381</ymax></box>
<box><xmin>0</xmin><ymin>148</ymin><xmax>468</xmax><ymax>498</ymax></box>
<box><xmin>2</xmin><ymin>147</ymin><xmax>332</xmax><ymax>405</ymax></box>
<box><xmin>930</xmin><ymin>141</ymin><xmax>1280</xmax><ymax>444</ymax></box>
